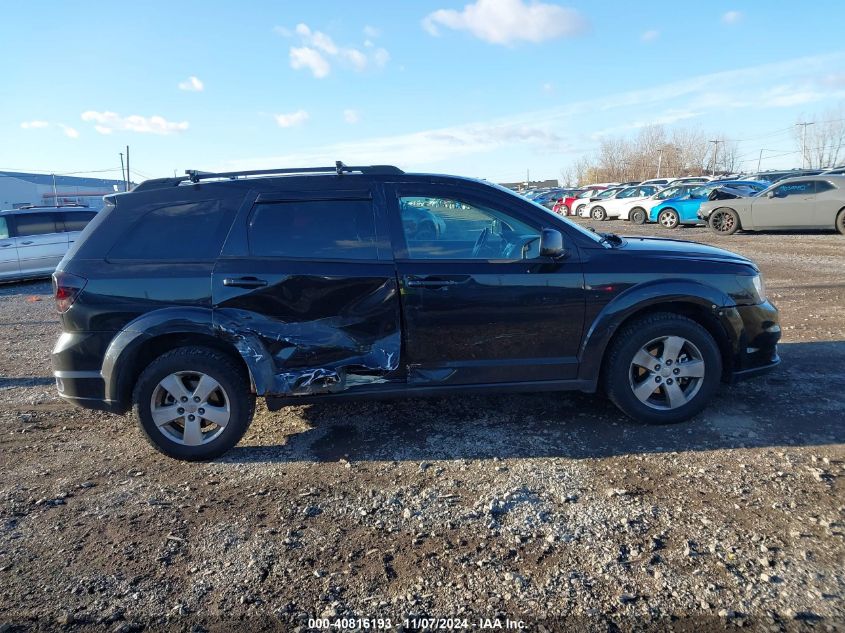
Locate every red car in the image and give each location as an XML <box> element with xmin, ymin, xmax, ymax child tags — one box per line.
<box><xmin>554</xmin><ymin>186</ymin><xmax>607</xmax><ymax>216</ymax></box>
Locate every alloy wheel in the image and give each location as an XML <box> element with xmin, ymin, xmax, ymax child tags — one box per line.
<box><xmin>711</xmin><ymin>210</ymin><xmax>735</xmax><ymax>233</ymax></box>
<box><xmin>150</xmin><ymin>371</ymin><xmax>231</xmax><ymax>446</ymax></box>
<box><xmin>628</xmin><ymin>335</ymin><xmax>705</xmax><ymax>410</ymax></box>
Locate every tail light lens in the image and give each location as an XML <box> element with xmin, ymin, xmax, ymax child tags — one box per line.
<box><xmin>52</xmin><ymin>271</ymin><xmax>87</xmax><ymax>313</ymax></box>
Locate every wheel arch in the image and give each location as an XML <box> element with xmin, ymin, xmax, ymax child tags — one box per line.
<box><xmin>577</xmin><ymin>281</ymin><xmax>736</xmax><ymax>389</ymax></box>
<box><xmin>102</xmin><ymin>308</ymin><xmax>258</xmax><ymax>410</ymax></box>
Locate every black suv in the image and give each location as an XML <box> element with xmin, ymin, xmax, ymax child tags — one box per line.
<box><xmin>52</xmin><ymin>163</ymin><xmax>781</xmax><ymax>460</ymax></box>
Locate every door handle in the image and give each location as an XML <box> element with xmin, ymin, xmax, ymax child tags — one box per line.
<box><xmin>21</xmin><ymin>241</ymin><xmax>34</xmax><ymax>245</ymax></box>
<box><xmin>222</xmin><ymin>277</ymin><xmax>268</xmax><ymax>288</ymax></box>
<box><xmin>0</xmin><ymin>243</ymin><xmax>11</xmax><ymax>248</ymax></box>
<box><xmin>406</xmin><ymin>279</ymin><xmax>458</xmax><ymax>289</ymax></box>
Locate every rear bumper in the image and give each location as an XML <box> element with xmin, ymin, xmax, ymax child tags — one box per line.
<box><xmin>52</xmin><ymin>331</ymin><xmax>127</xmax><ymax>414</ymax></box>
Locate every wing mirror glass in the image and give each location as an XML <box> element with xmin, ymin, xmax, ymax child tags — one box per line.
<box><xmin>766</xmin><ymin>191</ymin><xmax>775</xmax><ymax>198</ymax></box>
<box><xmin>540</xmin><ymin>228</ymin><xmax>565</xmax><ymax>258</ymax></box>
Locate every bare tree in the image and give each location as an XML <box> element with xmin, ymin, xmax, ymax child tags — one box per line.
<box><xmin>793</xmin><ymin>106</ymin><xmax>845</xmax><ymax>168</ymax></box>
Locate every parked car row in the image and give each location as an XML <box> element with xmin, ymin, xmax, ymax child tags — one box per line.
<box><xmin>569</xmin><ymin>175</ymin><xmax>845</xmax><ymax>236</ymax></box>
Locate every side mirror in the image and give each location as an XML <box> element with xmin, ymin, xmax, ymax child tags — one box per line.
<box><xmin>540</xmin><ymin>228</ymin><xmax>565</xmax><ymax>258</ymax></box>
<box><xmin>766</xmin><ymin>191</ymin><xmax>775</xmax><ymax>198</ymax></box>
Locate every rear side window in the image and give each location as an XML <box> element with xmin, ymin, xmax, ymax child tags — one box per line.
<box><xmin>109</xmin><ymin>200</ymin><xmax>237</xmax><ymax>261</ymax></box>
<box><xmin>248</xmin><ymin>200</ymin><xmax>378</xmax><ymax>259</ymax></box>
<box><xmin>62</xmin><ymin>212</ymin><xmax>96</xmax><ymax>232</ymax></box>
<box><xmin>0</xmin><ymin>217</ymin><xmax>8</xmax><ymax>239</ymax></box>
<box><xmin>815</xmin><ymin>181</ymin><xmax>835</xmax><ymax>193</ymax></box>
<box><xmin>14</xmin><ymin>213</ymin><xmax>58</xmax><ymax>237</ymax></box>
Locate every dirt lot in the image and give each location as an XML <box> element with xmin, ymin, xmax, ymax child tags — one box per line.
<box><xmin>1</xmin><ymin>222</ymin><xmax>843</xmax><ymax>632</ymax></box>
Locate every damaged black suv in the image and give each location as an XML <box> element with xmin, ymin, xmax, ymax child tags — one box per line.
<box><xmin>52</xmin><ymin>163</ymin><xmax>781</xmax><ymax>460</ymax></box>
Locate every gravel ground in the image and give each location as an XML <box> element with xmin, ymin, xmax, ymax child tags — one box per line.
<box><xmin>0</xmin><ymin>222</ymin><xmax>843</xmax><ymax>632</ymax></box>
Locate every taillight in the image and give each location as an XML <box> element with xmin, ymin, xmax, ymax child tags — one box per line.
<box><xmin>52</xmin><ymin>271</ymin><xmax>87</xmax><ymax>313</ymax></box>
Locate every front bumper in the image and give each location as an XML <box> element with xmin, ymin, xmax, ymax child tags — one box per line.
<box><xmin>721</xmin><ymin>300</ymin><xmax>782</xmax><ymax>382</ymax></box>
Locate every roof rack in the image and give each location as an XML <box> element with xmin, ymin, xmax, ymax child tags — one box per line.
<box><xmin>132</xmin><ymin>162</ymin><xmax>403</xmax><ymax>192</ymax></box>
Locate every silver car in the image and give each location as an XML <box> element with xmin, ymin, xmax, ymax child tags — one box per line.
<box><xmin>0</xmin><ymin>207</ymin><xmax>97</xmax><ymax>282</ymax></box>
<box><xmin>701</xmin><ymin>176</ymin><xmax>845</xmax><ymax>235</ymax></box>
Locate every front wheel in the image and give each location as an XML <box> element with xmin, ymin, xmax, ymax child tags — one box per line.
<box><xmin>575</xmin><ymin>204</ymin><xmax>586</xmax><ymax>216</ymax></box>
<box><xmin>133</xmin><ymin>347</ymin><xmax>255</xmax><ymax>461</ymax></box>
<box><xmin>603</xmin><ymin>312</ymin><xmax>722</xmax><ymax>424</ymax></box>
<box><xmin>591</xmin><ymin>206</ymin><xmax>607</xmax><ymax>221</ymax></box>
<box><xmin>629</xmin><ymin>208</ymin><xmax>647</xmax><ymax>224</ymax></box>
<box><xmin>658</xmin><ymin>209</ymin><xmax>680</xmax><ymax>229</ymax></box>
<box><xmin>836</xmin><ymin>208</ymin><xmax>845</xmax><ymax>235</ymax></box>
<box><xmin>709</xmin><ymin>208</ymin><xmax>740</xmax><ymax>235</ymax></box>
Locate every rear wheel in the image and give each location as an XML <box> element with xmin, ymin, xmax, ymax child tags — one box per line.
<box><xmin>836</xmin><ymin>208</ymin><xmax>845</xmax><ymax>235</ymax></box>
<box><xmin>629</xmin><ymin>208</ymin><xmax>647</xmax><ymax>224</ymax></box>
<box><xmin>133</xmin><ymin>347</ymin><xmax>255</xmax><ymax>461</ymax></box>
<box><xmin>575</xmin><ymin>204</ymin><xmax>586</xmax><ymax>216</ymax></box>
<box><xmin>709</xmin><ymin>208</ymin><xmax>740</xmax><ymax>235</ymax></box>
<box><xmin>591</xmin><ymin>206</ymin><xmax>607</xmax><ymax>221</ymax></box>
<box><xmin>603</xmin><ymin>312</ymin><xmax>722</xmax><ymax>424</ymax></box>
<box><xmin>658</xmin><ymin>209</ymin><xmax>680</xmax><ymax>229</ymax></box>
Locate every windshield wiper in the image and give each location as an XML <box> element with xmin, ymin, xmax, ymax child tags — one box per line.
<box><xmin>597</xmin><ymin>231</ymin><xmax>623</xmax><ymax>247</ymax></box>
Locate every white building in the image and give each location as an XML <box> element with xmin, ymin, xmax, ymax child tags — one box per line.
<box><xmin>0</xmin><ymin>171</ymin><xmax>132</xmax><ymax>210</ymax></box>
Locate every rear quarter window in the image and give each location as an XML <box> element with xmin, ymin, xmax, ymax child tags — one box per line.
<box><xmin>108</xmin><ymin>199</ymin><xmax>238</xmax><ymax>261</ymax></box>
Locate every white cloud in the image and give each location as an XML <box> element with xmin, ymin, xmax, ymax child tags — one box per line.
<box><xmin>58</xmin><ymin>124</ymin><xmax>79</xmax><ymax>139</ymax></box>
<box><xmin>81</xmin><ymin>111</ymin><xmax>190</xmax><ymax>135</ymax></box>
<box><xmin>178</xmin><ymin>76</ymin><xmax>204</xmax><ymax>92</ymax></box>
<box><xmin>363</xmin><ymin>25</ymin><xmax>380</xmax><ymax>38</ymax></box>
<box><xmin>542</xmin><ymin>82</ymin><xmax>554</xmax><ymax>93</ymax></box>
<box><xmin>343</xmin><ymin>109</ymin><xmax>361</xmax><ymax>124</ymax></box>
<box><xmin>274</xmin><ymin>110</ymin><xmax>309</xmax><ymax>128</ymax></box>
<box><xmin>280</xmin><ymin>23</ymin><xmax>390</xmax><ymax>77</ymax></box>
<box><xmin>20</xmin><ymin>120</ymin><xmax>49</xmax><ymax>129</ymax></box>
<box><xmin>641</xmin><ymin>29</ymin><xmax>659</xmax><ymax>42</ymax></box>
<box><xmin>422</xmin><ymin>0</ymin><xmax>587</xmax><ymax>45</ymax></box>
<box><xmin>290</xmin><ymin>46</ymin><xmax>331</xmax><ymax>78</ymax></box>
<box><xmin>722</xmin><ymin>10</ymin><xmax>743</xmax><ymax>25</ymax></box>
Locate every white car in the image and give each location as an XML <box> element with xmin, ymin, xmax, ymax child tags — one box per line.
<box><xmin>582</xmin><ymin>185</ymin><xmax>661</xmax><ymax>220</ymax></box>
<box><xmin>615</xmin><ymin>184</ymin><xmax>701</xmax><ymax>224</ymax></box>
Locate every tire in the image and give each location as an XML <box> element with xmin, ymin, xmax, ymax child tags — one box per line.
<box><xmin>133</xmin><ymin>346</ymin><xmax>255</xmax><ymax>461</ymax></box>
<box><xmin>603</xmin><ymin>312</ymin><xmax>722</xmax><ymax>425</ymax></box>
<box><xmin>836</xmin><ymin>208</ymin><xmax>845</xmax><ymax>235</ymax></box>
<box><xmin>658</xmin><ymin>209</ymin><xmax>680</xmax><ymax>229</ymax></box>
<box><xmin>575</xmin><ymin>204</ymin><xmax>586</xmax><ymax>216</ymax></box>
<box><xmin>708</xmin><ymin>208</ymin><xmax>740</xmax><ymax>235</ymax></box>
<box><xmin>591</xmin><ymin>206</ymin><xmax>607</xmax><ymax>221</ymax></box>
<box><xmin>629</xmin><ymin>208</ymin><xmax>647</xmax><ymax>225</ymax></box>
<box><xmin>561</xmin><ymin>205</ymin><xmax>570</xmax><ymax>215</ymax></box>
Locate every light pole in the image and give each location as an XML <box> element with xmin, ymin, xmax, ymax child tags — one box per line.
<box><xmin>656</xmin><ymin>149</ymin><xmax>663</xmax><ymax>178</ymax></box>
<box><xmin>796</xmin><ymin>122</ymin><xmax>814</xmax><ymax>169</ymax></box>
<box><xmin>708</xmin><ymin>140</ymin><xmax>722</xmax><ymax>177</ymax></box>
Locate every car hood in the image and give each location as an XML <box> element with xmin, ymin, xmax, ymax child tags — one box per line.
<box><xmin>618</xmin><ymin>235</ymin><xmax>755</xmax><ymax>267</ymax></box>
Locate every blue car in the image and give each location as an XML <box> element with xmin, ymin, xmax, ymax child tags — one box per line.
<box><xmin>650</xmin><ymin>180</ymin><xmax>769</xmax><ymax>228</ymax></box>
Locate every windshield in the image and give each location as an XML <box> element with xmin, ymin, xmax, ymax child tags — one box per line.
<box><xmin>595</xmin><ymin>188</ymin><xmax>619</xmax><ymax>199</ymax></box>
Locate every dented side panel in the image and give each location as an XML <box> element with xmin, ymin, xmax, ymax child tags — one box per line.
<box><xmin>212</xmin><ymin>260</ymin><xmax>402</xmax><ymax>396</ymax></box>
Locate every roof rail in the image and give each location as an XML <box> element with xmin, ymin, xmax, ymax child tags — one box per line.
<box><xmin>131</xmin><ymin>162</ymin><xmax>404</xmax><ymax>193</ymax></box>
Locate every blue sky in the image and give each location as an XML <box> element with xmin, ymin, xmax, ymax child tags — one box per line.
<box><xmin>2</xmin><ymin>0</ymin><xmax>845</xmax><ymax>184</ymax></box>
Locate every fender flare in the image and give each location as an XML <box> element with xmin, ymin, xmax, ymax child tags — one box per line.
<box><xmin>101</xmin><ymin>307</ymin><xmax>265</xmax><ymax>404</ymax></box>
<box><xmin>576</xmin><ymin>279</ymin><xmax>735</xmax><ymax>384</ymax></box>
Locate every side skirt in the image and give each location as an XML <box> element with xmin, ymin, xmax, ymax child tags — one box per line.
<box><xmin>265</xmin><ymin>378</ymin><xmax>596</xmax><ymax>410</ymax></box>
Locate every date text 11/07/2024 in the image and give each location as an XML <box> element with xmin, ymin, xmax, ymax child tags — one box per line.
<box><xmin>307</xmin><ymin>617</ymin><xmax>527</xmax><ymax>629</ymax></box>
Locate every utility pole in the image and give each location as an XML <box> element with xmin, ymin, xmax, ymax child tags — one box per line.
<box><xmin>796</xmin><ymin>122</ymin><xmax>814</xmax><ymax>169</ymax></box>
<box><xmin>709</xmin><ymin>139</ymin><xmax>722</xmax><ymax>177</ymax></box>
<box><xmin>51</xmin><ymin>173</ymin><xmax>58</xmax><ymax>207</ymax></box>
<box><xmin>125</xmin><ymin>145</ymin><xmax>130</xmax><ymax>189</ymax></box>
<box><xmin>119</xmin><ymin>153</ymin><xmax>127</xmax><ymax>191</ymax></box>
<box><xmin>757</xmin><ymin>148</ymin><xmax>764</xmax><ymax>173</ymax></box>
